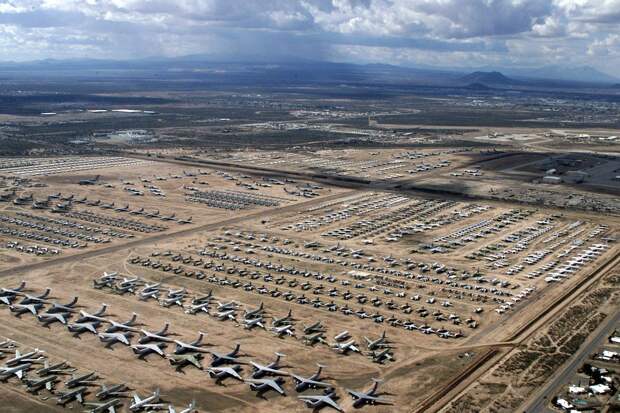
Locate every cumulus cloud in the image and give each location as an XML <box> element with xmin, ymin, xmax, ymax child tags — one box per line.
<box><xmin>0</xmin><ymin>0</ymin><xmax>617</xmax><ymax>74</ymax></box>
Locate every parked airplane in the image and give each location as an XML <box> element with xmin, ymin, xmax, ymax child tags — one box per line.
<box><xmin>79</xmin><ymin>175</ymin><xmax>100</xmax><ymax>185</ymax></box>
<box><xmin>251</xmin><ymin>352</ymin><xmax>287</xmax><ymax>378</ymax></box>
<box><xmin>37</xmin><ymin>360</ymin><xmax>74</xmax><ymax>376</ymax></box>
<box><xmin>96</xmin><ymin>383</ymin><xmax>129</xmax><ymax>400</ymax></box>
<box><xmin>207</xmin><ymin>365</ymin><xmax>244</xmax><ymax>382</ymax></box>
<box><xmin>24</xmin><ymin>374</ymin><xmax>59</xmax><ymax>392</ymax></box>
<box><xmin>57</xmin><ymin>386</ymin><xmax>88</xmax><ymax>405</ymax></box>
<box><xmin>138</xmin><ymin>323</ymin><xmax>173</xmax><ymax>344</ymax></box>
<box><xmin>5</xmin><ymin>349</ymin><xmax>44</xmax><ymax>367</ymax></box>
<box><xmin>346</xmin><ymin>378</ymin><xmax>393</xmax><ymax>407</ymax></box>
<box><xmin>129</xmin><ymin>389</ymin><xmax>163</xmax><ymax>412</ymax></box>
<box><xmin>246</xmin><ymin>378</ymin><xmax>286</xmax><ymax>396</ymax></box>
<box><xmin>0</xmin><ymin>362</ymin><xmax>32</xmax><ymax>380</ymax></box>
<box><xmin>298</xmin><ymin>388</ymin><xmax>343</xmax><ymax>412</ymax></box>
<box><xmin>303</xmin><ymin>321</ymin><xmax>325</xmax><ymax>335</ymax></box>
<box><xmin>331</xmin><ymin>340</ymin><xmax>360</xmax><ymax>354</ymax></box>
<box><xmin>105</xmin><ymin>313</ymin><xmax>140</xmax><ymax>333</ymax></box>
<box><xmin>65</xmin><ymin>372</ymin><xmax>98</xmax><ymax>388</ymax></box>
<box><xmin>98</xmin><ymin>332</ymin><xmax>133</xmax><ymax>347</ymax></box>
<box><xmin>291</xmin><ymin>364</ymin><xmax>330</xmax><ymax>392</ymax></box>
<box><xmin>168</xmin><ymin>353</ymin><xmax>203</xmax><ymax>370</ymax></box>
<box><xmin>68</xmin><ymin>320</ymin><xmax>102</xmax><ymax>335</ymax></box>
<box><xmin>168</xmin><ymin>400</ymin><xmax>197</xmax><ymax>413</ymax></box>
<box><xmin>174</xmin><ymin>332</ymin><xmax>208</xmax><ymax>354</ymax></box>
<box><xmin>272</xmin><ymin>309</ymin><xmax>293</xmax><ymax>327</ymax></box>
<box><xmin>210</xmin><ymin>343</ymin><xmax>241</xmax><ymax>367</ymax></box>
<box><xmin>364</xmin><ymin>331</ymin><xmax>390</xmax><ymax>351</ymax></box>
<box><xmin>132</xmin><ymin>343</ymin><xmax>167</xmax><ymax>358</ymax></box>
<box><xmin>83</xmin><ymin>398</ymin><xmax>122</xmax><ymax>413</ymax></box>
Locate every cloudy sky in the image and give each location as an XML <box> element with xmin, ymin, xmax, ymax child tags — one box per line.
<box><xmin>0</xmin><ymin>0</ymin><xmax>618</xmax><ymax>75</ymax></box>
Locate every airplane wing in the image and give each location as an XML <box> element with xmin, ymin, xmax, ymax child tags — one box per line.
<box><xmin>347</xmin><ymin>390</ymin><xmax>366</xmax><ymax>400</ymax></box>
<box><xmin>77</xmin><ymin>392</ymin><xmax>84</xmax><ymax>404</ymax></box>
<box><xmin>323</xmin><ymin>397</ymin><xmax>342</xmax><ymax>411</ymax></box>
<box><xmin>16</xmin><ymin>369</ymin><xmax>24</xmax><ymax>380</ymax></box>
<box><xmin>46</xmin><ymin>380</ymin><xmax>53</xmax><ymax>391</ymax></box>
<box><xmin>266</xmin><ymin>380</ymin><xmax>285</xmax><ymax>394</ymax></box>
<box><xmin>189</xmin><ymin>357</ymin><xmax>202</xmax><ymax>369</ymax></box>
<box><xmin>133</xmin><ymin>394</ymin><xmax>141</xmax><ymax>404</ymax></box>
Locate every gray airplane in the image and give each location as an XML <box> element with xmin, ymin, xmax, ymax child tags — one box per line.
<box><xmin>0</xmin><ymin>362</ymin><xmax>32</xmax><ymax>380</ymax></box>
<box><xmin>37</xmin><ymin>360</ymin><xmax>75</xmax><ymax>376</ymax></box>
<box><xmin>129</xmin><ymin>389</ymin><xmax>163</xmax><ymax>412</ymax></box>
<box><xmin>207</xmin><ymin>365</ymin><xmax>244</xmax><ymax>383</ymax></box>
<box><xmin>68</xmin><ymin>320</ymin><xmax>102</xmax><ymax>335</ymax></box>
<box><xmin>19</xmin><ymin>288</ymin><xmax>51</xmax><ymax>304</ymax></box>
<box><xmin>291</xmin><ymin>364</ymin><xmax>330</xmax><ymax>392</ymax></box>
<box><xmin>24</xmin><ymin>374</ymin><xmax>59</xmax><ymax>393</ymax></box>
<box><xmin>346</xmin><ymin>378</ymin><xmax>393</xmax><ymax>408</ymax></box>
<box><xmin>132</xmin><ymin>343</ymin><xmax>167</xmax><ymax>358</ymax></box>
<box><xmin>47</xmin><ymin>296</ymin><xmax>79</xmax><ymax>313</ymax></box>
<box><xmin>302</xmin><ymin>332</ymin><xmax>326</xmax><ymax>346</ymax></box>
<box><xmin>5</xmin><ymin>349</ymin><xmax>44</xmax><ymax>367</ymax></box>
<box><xmin>0</xmin><ymin>281</ymin><xmax>26</xmax><ymax>304</ymax></box>
<box><xmin>271</xmin><ymin>309</ymin><xmax>294</xmax><ymax>327</ymax></box>
<box><xmin>244</xmin><ymin>302</ymin><xmax>265</xmax><ymax>319</ymax></box>
<box><xmin>298</xmin><ymin>388</ymin><xmax>343</xmax><ymax>412</ymax></box>
<box><xmin>38</xmin><ymin>311</ymin><xmax>71</xmax><ymax>326</ymax></box>
<box><xmin>369</xmin><ymin>348</ymin><xmax>394</xmax><ymax>364</ymax></box>
<box><xmin>83</xmin><ymin>398</ymin><xmax>122</xmax><ymax>413</ymax></box>
<box><xmin>304</xmin><ymin>321</ymin><xmax>325</xmax><ymax>334</ymax></box>
<box><xmin>9</xmin><ymin>302</ymin><xmax>43</xmax><ymax>316</ymax></box>
<box><xmin>174</xmin><ymin>332</ymin><xmax>208</xmax><ymax>354</ymax></box>
<box><xmin>215</xmin><ymin>309</ymin><xmax>237</xmax><ymax>321</ymax></box>
<box><xmin>96</xmin><ymin>383</ymin><xmax>129</xmax><ymax>400</ymax></box>
<box><xmin>56</xmin><ymin>386</ymin><xmax>88</xmax><ymax>405</ymax></box>
<box><xmin>210</xmin><ymin>343</ymin><xmax>241</xmax><ymax>367</ymax></box>
<box><xmin>243</xmin><ymin>317</ymin><xmax>266</xmax><ymax>330</ymax></box>
<box><xmin>98</xmin><ymin>332</ymin><xmax>133</xmax><ymax>347</ymax></box>
<box><xmin>246</xmin><ymin>377</ymin><xmax>286</xmax><ymax>396</ymax></box>
<box><xmin>364</xmin><ymin>331</ymin><xmax>390</xmax><ymax>351</ymax></box>
<box><xmin>250</xmin><ymin>352</ymin><xmax>287</xmax><ymax>379</ymax></box>
<box><xmin>65</xmin><ymin>371</ymin><xmax>98</xmax><ymax>388</ymax></box>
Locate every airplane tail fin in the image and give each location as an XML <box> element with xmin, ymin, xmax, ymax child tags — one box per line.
<box><xmin>155</xmin><ymin>322</ymin><xmax>169</xmax><ymax>336</ymax></box>
<box><xmin>286</xmin><ymin>309</ymin><xmax>292</xmax><ymax>318</ymax></box>
<box><xmin>125</xmin><ymin>313</ymin><xmax>138</xmax><ymax>326</ymax></box>
<box><xmin>274</xmin><ymin>352</ymin><xmax>285</xmax><ymax>364</ymax></box>
<box><xmin>15</xmin><ymin>281</ymin><xmax>26</xmax><ymax>292</ymax></box>
<box><xmin>37</xmin><ymin>288</ymin><xmax>51</xmax><ymax>299</ymax></box>
<box><xmin>231</xmin><ymin>343</ymin><xmax>240</xmax><ymax>356</ymax></box>
<box><xmin>370</xmin><ymin>378</ymin><xmax>382</xmax><ymax>396</ymax></box>
<box><xmin>65</xmin><ymin>296</ymin><xmax>78</xmax><ymax>308</ymax></box>
<box><xmin>190</xmin><ymin>332</ymin><xmax>204</xmax><ymax>346</ymax></box>
<box><xmin>94</xmin><ymin>303</ymin><xmax>107</xmax><ymax>317</ymax></box>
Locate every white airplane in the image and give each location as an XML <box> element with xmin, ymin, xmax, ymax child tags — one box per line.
<box><xmin>98</xmin><ymin>332</ymin><xmax>132</xmax><ymax>346</ymax></box>
<box><xmin>331</xmin><ymin>340</ymin><xmax>360</xmax><ymax>354</ymax></box>
<box><xmin>138</xmin><ymin>323</ymin><xmax>174</xmax><ymax>344</ymax></box>
<box><xmin>168</xmin><ymin>400</ymin><xmax>196</xmax><ymax>413</ymax></box>
<box><xmin>270</xmin><ymin>324</ymin><xmax>295</xmax><ymax>338</ymax></box>
<box><xmin>129</xmin><ymin>389</ymin><xmax>163</xmax><ymax>412</ymax></box>
<box><xmin>174</xmin><ymin>332</ymin><xmax>208</xmax><ymax>354</ymax></box>
<box><xmin>207</xmin><ymin>366</ymin><xmax>244</xmax><ymax>382</ymax></box>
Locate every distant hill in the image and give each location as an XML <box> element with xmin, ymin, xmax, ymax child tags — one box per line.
<box><xmin>465</xmin><ymin>82</ymin><xmax>492</xmax><ymax>90</ymax></box>
<box><xmin>458</xmin><ymin>71</ymin><xmax>519</xmax><ymax>86</ymax></box>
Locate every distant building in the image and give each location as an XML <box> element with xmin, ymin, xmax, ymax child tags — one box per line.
<box><xmin>564</xmin><ymin>170</ymin><xmax>589</xmax><ymax>184</ymax></box>
<box><xmin>542</xmin><ymin>176</ymin><xmax>562</xmax><ymax>184</ymax></box>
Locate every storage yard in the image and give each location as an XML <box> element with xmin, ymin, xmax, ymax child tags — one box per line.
<box><xmin>0</xmin><ymin>150</ymin><xmax>618</xmax><ymax>413</ymax></box>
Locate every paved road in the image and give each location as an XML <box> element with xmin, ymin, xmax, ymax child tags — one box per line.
<box><xmin>0</xmin><ymin>190</ymin><xmax>355</xmax><ymax>277</ymax></box>
<box><xmin>521</xmin><ymin>310</ymin><xmax>620</xmax><ymax>413</ymax></box>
